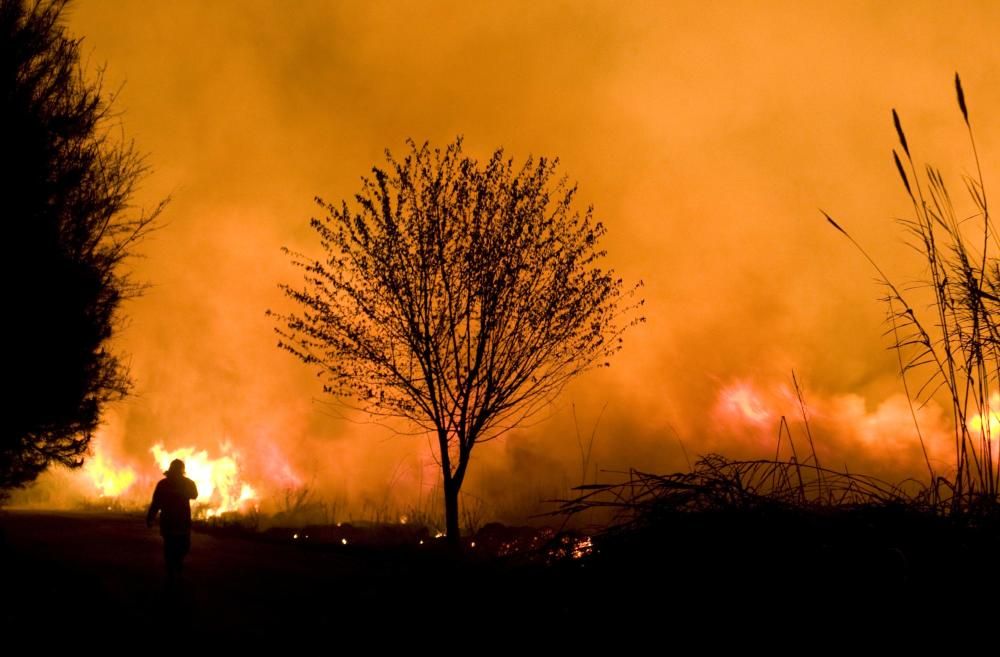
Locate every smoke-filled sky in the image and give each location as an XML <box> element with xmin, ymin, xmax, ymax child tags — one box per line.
<box><xmin>21</xmin><ymin>1</ymin><xmax>1000</xmax><ymax>518</ymax></box>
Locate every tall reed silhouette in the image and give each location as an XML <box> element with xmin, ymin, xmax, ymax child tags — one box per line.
<box><xmin>826</xmin><ymin>74</ymin><xmax>999</xmax><ymax>512</ymax></box>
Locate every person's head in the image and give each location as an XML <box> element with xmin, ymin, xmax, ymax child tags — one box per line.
<box><xmin>165</xmin><ymin>459</ymin><xmax>185</xmax><ymax>478</ymax></box>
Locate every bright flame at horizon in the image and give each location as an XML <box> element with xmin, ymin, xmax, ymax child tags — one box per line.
<box><xmin>31</xmin><ymin>378</ymin><xmax>980</xmax><ymax>517</ymax></box>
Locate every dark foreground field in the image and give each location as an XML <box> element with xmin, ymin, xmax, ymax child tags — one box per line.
<box><xmin>0</xmin><ymin>511</ymin><xmax>597</xmax><ymax>641</ymax></box>
<box><xmin>3</xmin><ymin>507</ymin><xmax>998</xmax><ymax>641</ymax></box>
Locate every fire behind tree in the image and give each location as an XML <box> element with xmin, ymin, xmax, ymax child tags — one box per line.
<box><xmin>271</xmin><ymin>138</ymin><xmax>645</xmax><ymax>544</ymax></box>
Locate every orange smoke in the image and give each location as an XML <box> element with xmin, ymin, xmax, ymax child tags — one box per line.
<box><xmin>7</xmin><ymin>2</ymin><xmax>999</xmax><ymax>520</ymax></box>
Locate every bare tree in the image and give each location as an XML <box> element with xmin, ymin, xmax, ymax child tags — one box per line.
<box><xmin>272</xmin><ymin>138</ymin><xmax>643</xmax><ymax>543</ymax></box>
<box><xmin>1</xmin><ymin>0</ymin><xmax>165</xmax><ymax>494</ymax></box>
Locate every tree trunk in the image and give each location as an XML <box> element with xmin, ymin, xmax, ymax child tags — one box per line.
<box><xmin>444</xmin><ymin>478</ymin><xmax>460</xmax><ymax>548</ymax></box>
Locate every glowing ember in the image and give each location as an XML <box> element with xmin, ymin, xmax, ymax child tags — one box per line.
<box><xmin>572</xmin><ymin>536</ymin><xmax>594</xmax><ymax>559</ymax></box>
<box><xmin>151</xmin><ymin>442</ymin><xmax>258</xmax><ymax>517</ymax></box>
<box><xmin>83</xmin><ymin>448</ymin><xmax>136</xmax><ymax>497</ymax></box>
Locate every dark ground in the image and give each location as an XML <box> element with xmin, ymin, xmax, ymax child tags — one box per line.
<box><xmin>2</xmin><ymin>509</ymin><xmax>996</xmax><ymax>642</ymax></box>
<box><xmin>0</xmin><ymin>511</ymin><xmax>595</xmax><ymax>642</ymax></box>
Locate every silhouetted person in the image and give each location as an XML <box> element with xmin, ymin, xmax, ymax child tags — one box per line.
<box><xmin>147</xmin><ymin>459</ymin><xmax>198</xmax><ymax>587</ymax></box>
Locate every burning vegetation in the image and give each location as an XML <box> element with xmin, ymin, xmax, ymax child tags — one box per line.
<box><xmin>6</xmin><ymin>3</ymin><xmax>1000</xmax><ymax>640</ymax></box>
<box><xmin>74</xmin><ymin>440</ymin><xmax>262</xmax><ymax>518</ymax></box>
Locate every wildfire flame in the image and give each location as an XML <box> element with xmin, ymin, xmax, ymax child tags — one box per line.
<box><xmin>69</xmin><ymin>437</ymin><xmax>275</xmax><ymax>520</ymax></box>
<box><xmin>968</xmin><ymin>392</ymin><xmax>1000</xmax><ymax>437</ymax></box>
<box><xmin>718</xmin><ymin>381</ymin><xmax>774</xmax><ymax>427</ymax></box>
<box><xmin>151</xmin><ymin>442</ymin><xmax>258</xmax><ymax>517</ymax></box>
<box><xmin>83</xmin><ymin>447</ymin><xmax>137</xmax><ymax>497</ymax></box>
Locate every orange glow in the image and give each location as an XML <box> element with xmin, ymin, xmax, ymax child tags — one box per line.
<box><xmin>151</xmin><ymin>443</ymin><xmax>258</xmax><ymax>518</ymax></box>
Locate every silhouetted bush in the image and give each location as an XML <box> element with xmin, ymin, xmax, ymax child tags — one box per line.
<box><xmin>0</xmin><ymin>0</ymin><xmax>164</xmax><ymax>495</ymax></box>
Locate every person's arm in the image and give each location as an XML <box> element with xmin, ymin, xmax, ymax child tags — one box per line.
<box><xmin>185</xmin><ymin>477</ymin><xmax>198</xmax><ymax>500</ymax></box>
<box><xmin>146</xmin><ymin>483</ymin><xmax>162</xmax><ymax>527</ymax></box>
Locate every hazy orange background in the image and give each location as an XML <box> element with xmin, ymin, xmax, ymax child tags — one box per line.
<box><xmin>16</xmin><ymin>1</ymin><xmax>1000</xmax><ymax>519</ymax></box>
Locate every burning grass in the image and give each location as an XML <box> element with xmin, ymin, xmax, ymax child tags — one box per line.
<box><xmin>538</xmin><ymin>77</ymin><xmax>1000</xmax><ymax>607</ymax></box>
